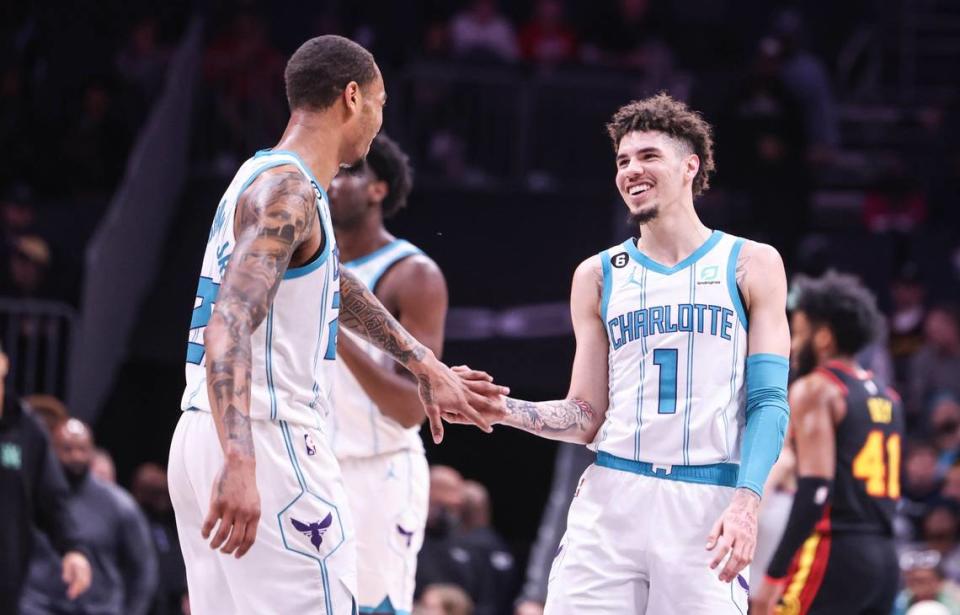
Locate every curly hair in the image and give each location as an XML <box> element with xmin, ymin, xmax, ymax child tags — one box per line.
<box><xmin>606</xmin><ymin>93</ymin><xmax>716</xmax><ymax>196</ymax></box>
<box><xmin>365</xmin><ymin>133</ymin><xmax>414</xmax><ymax>218</ymax></box>
<box><xmin>284</xmin><ymin>35</ymin><xmax>378</xmax><ymax>111</ymax></box>
<box><xmin>790</xmin><ymin>271</ymin><xmax>884</xmax><ymax>355</ymax></box>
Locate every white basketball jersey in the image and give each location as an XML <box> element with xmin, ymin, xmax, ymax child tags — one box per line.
<box><xmin>593</xmin><ymin>231</ymin><xmax>748</xmax><ymax>466</ymax></box>
<box><xmin>330</xmin><ymin>239</ymin><xmax>426</xmax><ymax>459</ymax></box>
<box><xmin>180</xmin><ymin>150</ymin><xmax>341</xmax><ymax>429</ymax></box>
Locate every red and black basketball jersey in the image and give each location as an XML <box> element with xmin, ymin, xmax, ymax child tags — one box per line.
<box><xmin>816</xmin><ymin>361</ymin><xmax>905</xmax><ymax>535</ymax></box>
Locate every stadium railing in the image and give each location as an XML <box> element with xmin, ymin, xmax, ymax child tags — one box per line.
<box><xmin>0</xmin><ymin>299</ymin><xmax>77</xmax><ymax>400</ymax></box>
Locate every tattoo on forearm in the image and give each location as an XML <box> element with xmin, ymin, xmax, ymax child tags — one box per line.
<box><xmin>207</xmin><ymin>171</ymin><xmax>315</xmax><ymax>459</ymax></box>
<box><xmin>504</xmin><ymin>397</ymin><xmax>595</xmax><ymax>435</ymax></box>
<box><xmin>339</xmin><ymin>269</ymin><xmax>427</xmax><ymax>365</ymax></box>
<box><xmin>417</xmin><ymin>374</ymin><xmax>434</xmax><ymax>404</ymax></box>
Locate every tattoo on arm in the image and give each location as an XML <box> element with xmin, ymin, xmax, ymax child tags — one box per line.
<box><xmin>206</xmin><ymin>171</ymin><xmax>316</xmax><ymax>459</ymax></box>
<box><xmin>736</xmin><ymin>249</ymin><xmax>750</xmax><ymax>287</ymax></box>
<box><xmin>339</xmin><ymin>268</ymin><xmax>428</xmax><ymax>366</ymax></box>
<box><xmin>504</xmin><ymin>397</ymin><xmax>595</xmax><ymax>435</ymax></box>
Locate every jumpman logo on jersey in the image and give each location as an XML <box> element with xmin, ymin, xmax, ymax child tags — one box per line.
<box><xmin>385</xmin><ymin>462</ymin><xmax>399</xmax><ymax>481</ymax></box>
<box><xmin>625</xmin><ymin>266</ymin><xmax>644</xmax><ymax>288</ymax></box>
<box><xmin>397</xmin><ymin>525</ymin><xmax>415</xmax><ymax>547</ymax></box>
<box><xmin>291</xmin><ymin>513</ymin><xmax>333</xmax><ymax>551</ymax></box>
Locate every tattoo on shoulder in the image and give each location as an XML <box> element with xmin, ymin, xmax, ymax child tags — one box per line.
<box><xmin>504</xmin><ymin>397</ymin><xmax>595</xmax><ymax>434</ymax></box>
<box><xmin>736</xmin><ymin>248</ymin><xmax>750</xmax><ymax>287</ymax></box>
<box><xmin>339</xmin><ymin>269</ymin><xmax>427</xmax><ymax>365</ymax></box>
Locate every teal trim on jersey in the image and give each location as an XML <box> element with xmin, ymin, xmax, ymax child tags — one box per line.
<box><xmin>266</xmin><ymin>309</ymin><xmax>278</xmax><ymax>420</ymax></box>
<box><xmin>366</xmin><ymin>246</ymin><xmax>423</xmax><ymax>292</ymax></box>
<box><xmin>726</xmin><ymin>237</ymin><xmax>749</xmax><ymax>330</ymax></box>
<box><xmin>596</xmin><ymin>451</ymin><xmax>738</xmax><ymax>487</ymax></box>
<box><xmin>622</xmin><ymin>230</ymin><xmax>722</xmax><ymax>276</ymax></box>
<box><xmin>633</xmin><ymin>266</ymin><xmax>648</xmax><ymax>461</ymax></box>
<box><xmin>285</xmin><ymin>248</ymin><xmax>329</xmax><ymax>279</ymax></box>
<box><xmin>253</xmin><ymin>148</ymin><xmax>329</xmax><ymax>203</ymax></box>
<box><xmin>344</xmin><ymin>238</ymin><xmax>407</xmax><ymax>269</ymax></box>
<box><xmin>600</xmin><ymin>250</ymin><xmax>613</xmax><ymax>324</ymax></box>
<box><xmin>682</xmin><ymin>266</ymin><xmax>697</xmax><ymax>465</ymax></box>
<box><xmin>736</xmin><ymin>353</ymin><xmax>790</xmax><ymax>496</ymax></box>
<box><xmin>276</xmin><ymin>421</ymin><xmax>349</xmax><ymax>614</ymax></box>
<box><xmin>359</xmin><ymin>597</ymin><xmax>410</xmax><ymax>614</ymax></box>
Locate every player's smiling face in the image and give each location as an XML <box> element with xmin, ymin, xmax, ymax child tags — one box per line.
<box><xmin>615</xmin><ymin>131</ymin><xmax>698</xmax><ymax>224</ymax></box>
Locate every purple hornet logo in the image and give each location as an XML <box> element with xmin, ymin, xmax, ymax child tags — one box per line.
<box><xmin>736</xmin><ymin>574</ymin><xmax>749</xmax><ymax>594</ymax></box>
<box><xmin>397</xmin><ymin>525</ymin><xmax>414</xmax><ymax>547</ymax></box>
<box><xmin>291</xmin><ymin>513</ymin><xmax>333</xmax><ymax>551</ymax></box>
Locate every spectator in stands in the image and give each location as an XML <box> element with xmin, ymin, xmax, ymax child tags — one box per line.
<box><xmin>514</xmin><ymin>444</ymin><xmax>593</xmax><ymax>615</ymax></box>
<box><xmin>417</xmin><ymin>466</ymin><xmax>475</xmax><ymax>599</ymax></box>
<box><xmin>91</xmin><ymin>448</ymin><xmax>116</xmax><ymax>484</ymax></box>
<box><xmin>920</xmin><ymin>503</ymin><xmax>960</xmax><ymax>583</ymax></box>
<box><xmin>202</xmin><ymin>10</ymin><xmax>285</xmax><ymax>165</ymax></box>
<box><xmin>578</xmin><ymin>0</ymin><xmax>673</xmax><ymax>73</ymax></box>
<box><xmin>718</xmin><ymin>36</ymin><xmax>809</xmax><ymax>262</ymax></box>
<box><xmin>0</xmin><ymin>183</ymin><xmax>37</xmax><ymax>243</ymax></box>
<box><xmin>132</xmin><ymin>463</ymin><xmax>187</xmax><ymax>615</ymax></box>
<box><xmin>416</xmin><ymin>584</ymin><xmax>475</xmax><ymax>615</ymax></box>
<box><xmin>0</xmin><ymin>340</ymin><xmax>91</xmax><ymax>615</ymax></box>
<box><xmin>449</xmin><ymin>0</ymin><xmax>519</xmax><ymax>62</ymax></box>
<box><xmin>932</xmin><ymin>397</ymin><xmax>960</xmax><ymax>476</ymax></box>
<box><xmin>864</xmin><ymin>165</ymin><xmax>928</xmax><ymax>236</ymax></box>
<box><xmin>903</xmin><ymin>441</ymin><xmax>947</xmax><ymax>539</ymax></box>
<box><xmin>518</xmin><ymin>0</ymin><xmax>577</xmax><ymax>65</ymax></box>
<box><xmin>20</xmin><ymin>418</ymin><xmax>158</xmax><ymax>615</ymax></box>
<box><xmin>2</xmin><ymin>235</ymin><xmax>52</xmax><ymax>299</ymax></box>
<box><xmin>59</xmin><ymin>78</ymin><xmax>132</xmax><ymax>196</ymax></box>
<box><xmin>771</xmin><ymin>9</ymin><xmax>840</xmax><ymax>162</ymax></box>
<box><xmin>890</xmin><ymin>266</ymin><xmax>929</xmax><ymax>386</ymax></box>
<box><xmin>895</xmin><ymin>550</ymin><xmax>960</xmax><ymax>615</ymax></box>
<box><xmin>22</xmin><ymin>394</ymin><xmax>68</xmax><ymax>434</ymax></box>
<box><xmin>459</xmin><ymin>481</ymin><xmax>516</xmax><ymax>615</ymax></box>
<box><xmin>909</xmin><ymin>305</ymin><xmax>960</xmax><ymax>420</ymax></box>
<box><xmin>116</xmin><ymin>17</ymin><xmax>172</xmax><ymax>104</ymax></box>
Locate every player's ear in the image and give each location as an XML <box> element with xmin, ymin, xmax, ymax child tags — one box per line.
<box><xmin>343</xmin><ymin>81</ymin><xmax>361</xmax><ymax>115</ymax></box>
<box><xmin>0</xmin><ymin>351</ymin><xmax>7</xmax><ymax>379</ymax></box>
<box><xmin>812</xmin><ymin>325</ymin><xmax>835</xmax><ymax>355</ymax></box>
<box><xmin>367</xmin><ymin>179</ymin><xmax>388</xmax><ymax>205</ymax></box>
<box><xmin>685</xmin><ymin>154</ymin><xmax>700</xmax><ymax>184</ymax></box>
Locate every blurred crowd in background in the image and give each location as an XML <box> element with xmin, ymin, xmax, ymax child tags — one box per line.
<box><xmin>2</xmin><ymin>0</ymin><xmax>960</xmax><ymax>613</ymax></box>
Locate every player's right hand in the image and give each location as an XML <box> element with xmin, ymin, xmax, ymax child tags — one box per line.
<box><xmin>61</xmin><ymin>550</ymin><xmax>92</xmax><ymax>600</ymax></box>
<box><xmin>450</xmin><ymin>365</ymin><xmax>509</xmax><ymax>424</ymax></box>
<box><xmin>413</xmin><ymin>355</ymin><xmax>508</xmax><ymax>442</ymax></box>
<box><xmin>202</xmin><ymin>457</ymin><xmax>261</xmax><ymax>558</ymax></box>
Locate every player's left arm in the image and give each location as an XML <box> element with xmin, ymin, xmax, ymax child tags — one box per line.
<box><xmin>336</xmin><ymin>256</ymin><xmax>448</xmax><ymax>429</ymax></box>
<box><xmin>753</xmin><ymin>376</ymin><xmax>839</xmax><ymax>613</ymax></box>
<box><xmin>707</xmin><ymin>241</ymin><xmax>791</xmax><ymax>583</ymax></box>
<box><xmin>338</xmin><ymin>266</ymin><xmax>501</xmax><ymax>442</ymax></box>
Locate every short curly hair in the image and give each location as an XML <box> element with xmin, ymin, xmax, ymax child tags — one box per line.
<box><xmin>366</xmin><ymin>134</ymin><xmax>414</xmax><ymax>218</ymax></box>
<box><xmin>790</xmin><ymin>271</ymin><xmax>884</xmax><ymax>355</ymax></box>
<box><xmin>284</xmin><ymin>35</ymin><xmax>378</xmax><ymax>111</ymax></box>
<box><xmin>606</xmin><ymin>93</ymin><xmax>716</xmax><ymax>197</ymax></box>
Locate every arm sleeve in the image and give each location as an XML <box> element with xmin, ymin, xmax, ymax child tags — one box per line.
<box><xmin>518</xmin><ymin>443</ymin><xmax>594</xmax><ymax>604</ymax></box>
<box><xmin>29</xmin><ymin>414</ymin><xmax>84</xmax><ymax>556</ymax></box>
<box><xmin>766</xmin><ymin>477</ymin><xmax>832</xmax><ymax>579</ymax></box>
<box><xmin>117</xmin><ymin>495</ymin><xmax>159</xmax><ymax>615</ymax></box>
<box><xmin>736</xmin><ymin>354</ymin><xmax>790</xmax><ymax>496</ymax></box>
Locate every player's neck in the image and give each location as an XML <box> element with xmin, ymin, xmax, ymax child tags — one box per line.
<box><xmin>273</xmin><ymin>112</ymin><xmax>344</xmax><ymax>189</ymax></box>
<box><xmin>635</xmin><ymin>199</ymin><xmax>711</xmax><ymax>266</ymax></box>
<box><xmin>336</xmin><ymin>217</ymin><xmax>394</xmax><ymax>263</ymax></box>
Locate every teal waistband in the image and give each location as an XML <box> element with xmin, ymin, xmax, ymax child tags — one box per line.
<box><xmin>595</xmin><ymin>451</ymin><xmax>739</xmax><ymax>488</ymax></box>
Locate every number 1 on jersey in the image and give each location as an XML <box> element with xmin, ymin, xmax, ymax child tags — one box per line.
<box><xmin>653</xmin><ymin>348</ymin><xmax>678</xmax><ymax>414</ymax></box>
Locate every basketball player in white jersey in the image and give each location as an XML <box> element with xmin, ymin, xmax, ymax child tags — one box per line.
<box><xmin>167</xmin><ymin>36</ymin><xmax>498</xmax><ymax>615</ymax></box>
<box><xmin>453</xmin><ymin>94</ymin><xmax>792</xmax><ymax>613</ymax></box>
<box><xmin>327</xmin><ymin>133</ymin><xmax>446</xmax><ymax>614</ymax></box>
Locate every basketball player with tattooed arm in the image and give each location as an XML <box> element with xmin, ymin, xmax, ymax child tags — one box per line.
<box><xmin>167</xmin><ymin>36</ymin><xmax>500</xmax><ymax>615</ymax></box>
<box><xmin>454</xmin><ymin>94</ymin><xmax>791</xmax><ymax>614</ymax></box>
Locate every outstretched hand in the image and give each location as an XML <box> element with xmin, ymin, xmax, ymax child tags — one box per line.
<box><xmin>413</xmin><ymin>356</ymin><xmax>508</xmax><ymax>443</ymax></box>
<box><xmin>442</xmin><ymin>365</ymin><xmax>509</xmax><ymax>427</ymax></box>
